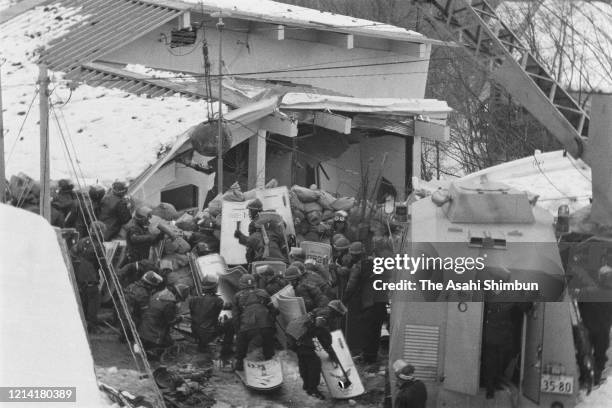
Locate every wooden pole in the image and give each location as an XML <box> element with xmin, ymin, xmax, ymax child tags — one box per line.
<box><xmin>216</xmin><ymin>16</ymin><xmax>224</xmax><ymax>194</ymax></box>
<box><xmin>0</xmin><ymin>63</ymin><xmax>5</xmax><ymax>203</ymax></box>
<box><xmin>435</xmin><ymin>141</ymin><xmax>440</xmax><ymax>180</ymax></box>
<box><xmin>248</xmin><ymin>129</ymin><xmax>267</xmax><ymax>189</ymax></box>
<box><xmin>39</xmin><ymin>64</ymin><xmax>51</xmax><ymax>221</ymax></box>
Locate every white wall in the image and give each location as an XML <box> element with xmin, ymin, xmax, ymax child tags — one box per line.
<box><xmin>102</xmin><ymin>19</ymin><xmax>430</xmax><ymax>99</ymax></box>
<box><xmin>133</xmin><ymin>161</ymin><xmax>214</xmax><ymax>209</ymax></box>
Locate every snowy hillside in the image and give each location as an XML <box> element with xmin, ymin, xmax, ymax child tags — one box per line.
<box><xmin>0</xmin><ymin>2</ymin><xmax>209</xmax><ymax>183</ymax></box>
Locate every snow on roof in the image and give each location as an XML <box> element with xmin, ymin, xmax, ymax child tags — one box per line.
<box><xmin>0</xmin><ymin>3</ymin><xmax>212</xmax><ymax>183</ymax></box>
<box><xmin>173</xmin><ymin>0</ymin><xmax>431</xmax><ymax>43</ymax></box>
<box><xmin>497</xmin><ymin>0</ymin><xmax>612</xmax><ymax>93</ymax></box>
<box><xmin>280</xmin><ymin>93</ymin><xmax>451</xmax><ymax>115</ymax></box>
<box><xmin>463</xmin><ymin>150</ymin><xmax>592</xmax><ymax>214</ymax></box>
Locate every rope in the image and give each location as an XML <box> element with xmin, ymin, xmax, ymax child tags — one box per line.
<box><xmin>50</xmin><ymin>103</ymin><xmax>167</xmax><ymax>408</ymax></box>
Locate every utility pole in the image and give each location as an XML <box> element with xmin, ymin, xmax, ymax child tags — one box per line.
<box><xmin>39</xmin><ymin>64</ymin><xmax>51</xmax><ymax>221</ymax></box>
<box><xmin>0</xmin><ymin>63</ymin><xmax>5</xmax><ymax>203</ymax></box>
<box><xmin>216</xmin><ymin>15</ymin><xmax>225</xmax><ymax>194</ymax></box>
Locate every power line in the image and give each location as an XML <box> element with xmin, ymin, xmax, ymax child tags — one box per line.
<box><xmin>5</xmin><ymin>88</ymin><xmax>39</xmax><ymax>165</ymax></box>
<box><xmin>0</xmin><ymin>55</ymin><xmax>450</xmax><ymax>88</ymax></box>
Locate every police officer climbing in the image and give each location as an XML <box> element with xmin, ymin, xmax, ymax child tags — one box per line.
<box><xmin>125</xmin><ymin>206</ymin><xmax>164</xmax><ymax>263</ymax></box>
<box><xmin>99</xmin><ymin>181</ymin><xmax>132</xmax><ymax>241</ymax></box>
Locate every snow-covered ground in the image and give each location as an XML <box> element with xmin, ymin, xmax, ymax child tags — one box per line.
<box><xmin>0</xmin><ymin>2</ymin><xmax>209</xmax><ymax>183</ymax></box>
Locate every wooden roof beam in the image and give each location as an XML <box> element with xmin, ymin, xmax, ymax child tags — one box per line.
<box><xmin>317</xmin><ymin>31</ymin><xmax>354</xmax><ymax>49</ymax></box>
<box><xmin>354</xmin><ymin>35</ymin><xmax>427</xmax><ymax>58</ymax></box>
<box><xmin>260</xmin><ymin>113</ymin><xmax>298</xmax><ymax>137</ymax></box>
<box><xmin>251</xmin><ymin>22</ymin><xmax>285</xmax><ymax>41</ymax></box>
<box><xmin>178</xmin><ymin>11</ymin><xmax>190</xmax><ymax>29</ymax></box>
<box><xmin>314</xmin><ymin>111</ymin><xmax>352</xmax><ymax>134</ymax></box>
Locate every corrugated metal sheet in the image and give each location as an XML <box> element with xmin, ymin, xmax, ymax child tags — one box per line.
<box><xmin>66</xmin><ymin>63</ymin><xmax>204</xmax><ymax>100</ymax></box>
<box><xmin>40</xmin><ymin>0</ymin><xmax>187</xmax><ymax>72</ymax></box>
<box><xmin>403</xmin><ymin>324</ymin><xmax>440</xmax><ymax>382</ymax></box>
<box><xmin>353</xmin><ymin>114</ymin><xmax>415</xmax><ymax>136</ymax></box>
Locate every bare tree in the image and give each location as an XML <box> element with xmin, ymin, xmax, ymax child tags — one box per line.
<box><xmin>281</xmin><ymin>0</ymin><xmax>611</xmax><ymax>177</ymax></box>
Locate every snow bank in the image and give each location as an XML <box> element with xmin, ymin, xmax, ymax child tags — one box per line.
<box><xmin>0</xmin><ymin>204</ymin><xmax>109</xmax><ymax>406</ymax></box>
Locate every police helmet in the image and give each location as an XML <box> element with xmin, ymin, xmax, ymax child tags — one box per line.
<box><xmin>328</xmin><ymin>300</ymin><xmax>348</xmax><ymax>315</ymax></box>
<box><xmin>247</xmin><ymin>199</ymin><xmax>263</xmax><ymax>211</ymax></box>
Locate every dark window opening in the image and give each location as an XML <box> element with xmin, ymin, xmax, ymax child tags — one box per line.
<box><xmin>161</xmin><ymin>184</ymin><xmax>198</xmax><ymax>211</ymax></box>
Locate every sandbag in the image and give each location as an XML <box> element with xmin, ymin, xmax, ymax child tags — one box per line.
<box><xmin>292</xmin><ymin>185</ymin><xmax>319</xmax><ymax>203</ymax></box>
<box><xmin>318</xmin><ymin>190</ymin><xmax>336</xmax><ymax>211</ymax></box>
<box><xmin>331</xmin><ymin>197</ymin><xmax>355</xmax><ymax>211</ymax></box>
<box><xmin>306</xmin><ymin>210</ymin><xmax>322</xmax><ymax>226</ymax></box>
<box><xmin>292</xmin><ymin>209</ymin><xmax>305</xmax><ymax>224</ymax></box>
<box><xmin>303</xmin><ymin>201</ymin><xmax>323</xmax><ymax>214</ymax></box>
<box><xmin>289</xmin><ymin>190</ymin><xmax>305</xmax><ymax>212</ymax></box>
<box><xmin>163</xmin><ymin>237</ymin><xmax>191</xmax><ymax>255</ymax></box>
<box><xmin>243</xmin><ymin>188</ymin><xmax>257</xmax><ymax>200</ymax></box>
<box><xmin>151</xmin><ymin>202</ymin><xmax>179</xmax><ymax>221</ymax></box>
<box><xmin>149</xmin><ymin>215</ymin><xmax>182</xmax><ymax>237</ymax></box>
<box><xmin>265</xmin><ymin>179</ymin><xmax>279</xmax><ymax>189</ymax></box>
<box><xmin>223</xmin><ymin>182</ymin><xmax>244</xmax><ymax>202</ymax></box>
<box><xmin>207</xmin><ymin>194</ymin><xmax>223</xmax><ymax>216</ymax></box>
<box><xmin>322</xmin><ymin>210</ymin><xmax>334</xmax><ymax>221</ymax></box>
<box><xmin>175</xmin><ymin>213</ymin><xmax>196</xmax><ymax>231</ymax></box>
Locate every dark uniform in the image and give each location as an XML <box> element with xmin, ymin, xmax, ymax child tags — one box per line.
<box><xmin>303</xmin><ymin>268</ymin><xmax>336</xmax><ymax>299</ymax></box>
<box><xmin>578</xmin><ymin>282</ymin><xmax>612</xmax><ymax>384</ymax></box>
<box><xmin>138</xmin><ymin>288</ymin><xmax>181</xmax><ymax>354</ymax></box>
<box><xmin>74</xmin><ymin>187</ymin><xmax>105</xmax><ymax>239</ymax></box>
<box><xmin>189</xmin><ymin>291</ymin><xmax>224</xmax><ymax>352</ymax></box>
<box><xmin>232</xmin><ymin>286</ymin><xmax>276</xmax><ymax>370</ymax></box>
<box><xmin>236</xmin><ymin>230</ymin><xmax>285</xmax><ymax>264</ymax></box>
<box><xmin>52</xmin><ymin>189</ymin><xmax>77</xmax><ymax>227</ymax></box>
<box><xmin>71</xmin><ymin>236</ymin><xmax>105</xmax><ymax>331</ymax></box>
<box><xmin>260</xmin><ymin>270</ymin><xmax>288</xmax><ymax>296</ymax></box>
<box><xmin>294</xmin><ymin>276</ymin><xmax>329</xmax><ymax>312</ymax></box>
<box><xmin>118</xmin><ymin>259</ymin><xmax>158</xmax><ymax>287</ymax></box>
<box><xmin>289</xmin><ymin>305</ymin><xmax>341</xmax><ymax>399</ymax></box>
<box><xmin>99</xmin><ymin>191</ymin><xmax>132</xmax><ymax>241</ymax></box>
<box><xmin>482</xmin><ymin>301</ymin><xmax>529</xmax><ymax>397</ymax></box>
<box><xmin>188</xmin><ymin>230</ymin><xmax>220</xmax><ymax>253</ymax></box>
<box><xmin>125</xmin><ymin>279</ymin><xmax>159</xmax><ymax>327</ymax></box>
<box><xmin>343</xmin><ymin>256</ymin><xmax>387</xmax><ymax>362</ymax></box>
<box><xmin>125</xmin><ymin>219</ymin><xmax>161</xmax><ymax>263</ymax></box>
<box><xmin>395</xmin><ymin>377</ymin><xmax>427</xmax><ymax>408</ymax></box>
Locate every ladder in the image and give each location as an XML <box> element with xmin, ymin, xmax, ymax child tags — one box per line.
<box><xmin>415</xmin><ymin>0</ymin><xmax>591</xmax><ymax>163</ymax></box>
